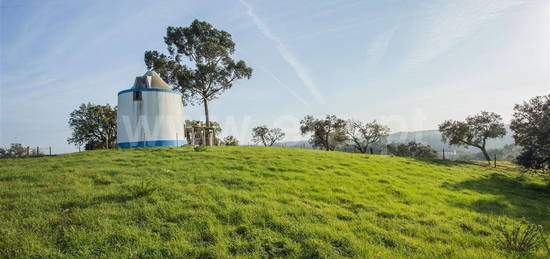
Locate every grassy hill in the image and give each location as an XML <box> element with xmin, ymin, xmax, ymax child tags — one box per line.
<box><xmin>1</xmin><ymin>147</ymin><xmax>549</xmax><ymax>258</ymax></box>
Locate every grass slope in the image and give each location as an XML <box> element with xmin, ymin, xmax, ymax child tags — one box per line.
<box><xmin>1</xmin><ymin>147</ymin><xmax>549</xmax><ymax>258</ymax></box>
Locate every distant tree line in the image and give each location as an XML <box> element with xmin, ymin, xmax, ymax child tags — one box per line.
<box><xmin>294</xmin><ymin>115</ymin><xmax>437</xmax><ymax>158</ymax></box>
<box><xmin>0</xmin><ymin>143</ymin><xmax>43</xmax><ymax>158</ymax></box>
<box><xmin>249</xmin><ymin>94</ymin><xmax>548</xmax><ymax>175</ymax></box>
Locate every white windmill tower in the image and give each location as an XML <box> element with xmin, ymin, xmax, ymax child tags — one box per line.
<box><xmin>116</xmin><ymin>71</ymin><xmax>186</xmax><ymax>148</ymax></box>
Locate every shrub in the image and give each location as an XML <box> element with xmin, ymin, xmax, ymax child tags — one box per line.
<box><xmin>387</xmin><ymin>142</ymin><xmax>437</xmax><ymax>158</ymax></box>
<box><xmin>490</xmin><ymin>217</ymin><xmax>549</xmax><ymax>255</ymax></box>
<box><xmin>129</xmin><ymin>179</ymin><xmax>158</xmax><ymax>198</ymax></box>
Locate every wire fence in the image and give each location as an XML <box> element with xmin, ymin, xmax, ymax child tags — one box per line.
<box><xmin>28</xmin><ymin>146</ymin><xmax>53</xmax><ymax>156</ymax></box>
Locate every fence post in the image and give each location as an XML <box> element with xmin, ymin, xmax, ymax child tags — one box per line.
<box><xmin>494</xmin><ymin>154</ymin><xmax>497</xmax><ymax>168</ymax></box>
<box><xmin>49</xmin><ymin>147</ymin><xmax>51</xmax><ymax>156</ymax></box>
<box><xmin>26</xmin><ymin>146</ymin><xmax>30</xmax><ymax>157</ymax></box>
<box><xmin>36</xmin><ymin>146</ymin><xmax>39</xmax><ymax>156</ymax></box>
<box><xmin>442</xmin><ymin>148</ymin><xmax>445</xmax><ymax>160</ymax></box>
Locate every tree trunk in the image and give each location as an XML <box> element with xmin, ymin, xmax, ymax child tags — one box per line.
<box><xmin>203</xmin><ymin>98</ymin><xmax>212</xmax><ymax>146</ymax></box>
<box><xmin>203</xmin><ymin>98</ymin><xmax>210</xmax><ymax>127</ymax></box>
<box><xmin>362</xmin><ymin>142</ymin><xmax>369</xmax><ymax>154</ymax></box>
<box><xmin>480</xmin><ymin>147</ymin><xmax>491</xmax><ymax>163</ymax></box>
<box><xmin>352</xmin><ymin>138</ymin><xmax>365</xmax><ymax>153</ymax></box>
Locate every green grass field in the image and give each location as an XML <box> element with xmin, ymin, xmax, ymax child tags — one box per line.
<box><xmin>1</xmin><ymin>147</ymin><xmax>549</xmax><ymax>258</ymax></box>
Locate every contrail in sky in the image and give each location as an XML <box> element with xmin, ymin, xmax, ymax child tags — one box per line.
<box><xmin>239</xmin><ymin>0</ymin><xmax>325</xmax><ymax>104</ymax></box>
<box><xmin>259</xmin><ymin>66</ymin><xmax>310</xmax><ymax>107</ymax></box>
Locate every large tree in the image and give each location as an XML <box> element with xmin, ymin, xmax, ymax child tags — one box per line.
<box><xmin>67</xmin><ymin>103</ymin><xmax>117</xmax><ymax>150</ymax></box>
<box><xmin>145</xmin><ymin>19</ymin><xmax>253</xmax><ymax>143</ymax></box>
<box><xmin>251</xmin><ymin>125</ymin><xmax>285</xmax><ymax>146</ymax></box>
<box><xmin>510</xmin><ymin>94</ymin><xmax>550</xmax><ymax>172</ymax></box>
<box><xmin>300</xmin><ymin>115</ymin><xmax>347</xmax><ymax>151</ymax></box>
<box><xmin>439</xmin><ymin>111</ymin><xmax>506</xmax><ymax>163</ymax></box>
<box><xmin>345</xmin><ymin>120</ymin><xmax>390</xmax><ymax>153</ymax></box>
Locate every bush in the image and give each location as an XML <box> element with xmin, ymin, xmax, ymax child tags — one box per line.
<box><xmin>490</xmin><ymin>217</ymin><xmax>549</xmax><ymax>255</ymax></box>
<box><xmin>387</xmin><ymin>142</ymin><xmax>437</xmax><ymax>158</ymax></box>
<box><xmin>128</xmin><ymin>179</ymin><xmax>158</xmax><ymax>198</ymax></box>
<box><xmin>516</xmin><ymin>147</ymin><xmax>548</xmax><ymax>172</ymax></box>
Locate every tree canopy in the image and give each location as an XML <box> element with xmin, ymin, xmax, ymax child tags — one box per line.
<box><xmin>300</xmin><ymin>115</ymin><xmax>347</xmax><ymax>151</ymax></box>
<box><xmin>345</xmin><ymin>120</ymin><xmax>390</xmax><ymax>153</ymax></box>
<box><xmin>67</xmin><ymin>103</ymin><xmax>117</xmax><ymax>150</ymax></box>
<box><xmin>145</xmin><ymin>19</ymin><xmax>253</xmax><ymax>134</ymax></box>
<box><xmin>439</xmin><ymin>111</ymin><xmax>506</xmax><ymax>162</ymax></box>
<box><xmin>510</xmin><ymin>94</ymin><xmax>550</xmax><ymax>172</ymax></box>
<box><xmin>223</xmin><ymin>136</ymin><xmax>239</xmax><ymax>146</ymax></box>
<box><xmin>251</xmin><ymin>125</ymin><xmax>285</xmax><ymax>146</ymax></box>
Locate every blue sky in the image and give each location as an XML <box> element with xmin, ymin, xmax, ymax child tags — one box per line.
<box><xmin>0</xmin><ymin>0</ymin><xmax>548</xmax><ymax>153</ymax></box>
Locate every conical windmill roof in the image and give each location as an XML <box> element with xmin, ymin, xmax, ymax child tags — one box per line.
<box><xmin>132</xmin><ymin>71</ymin><xmax>171</xmax><ymax>90</ymax></box>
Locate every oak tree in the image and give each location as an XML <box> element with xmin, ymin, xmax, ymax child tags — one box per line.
<box><xmin>439</xmin><ymin>111</ymin><xmax>506</xmax><ymax>162</ymax></box>
<box><xmin>67</xmin><ymin>103</ymin><xmax>117</xmax><ymax>150</ymax></box>
<box><xmin>251</xmin><ymin>125</ymin><xmax>285</xmax><ymax>146</ymax></box>
<box><xmin>223</xmin><ymin>136</ymin><xmax>239</xmax><ymax>146</ymax></box>
<box><xmin>300</xmin><ymin>115</ymin><xmax>347</xmax><ymax>151</ymax></box>
<box><xmin>510</xmin><ymin>94</ymin><xmax>550</xmax><ymax>172</ymax></box>
<box><xmin>345</xmin><ymin>120</ymin><xmax>390</xmax><ymax>153</ymax></box>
